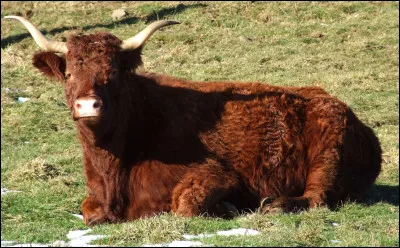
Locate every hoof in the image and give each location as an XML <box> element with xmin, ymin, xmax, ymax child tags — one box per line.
<box><xmin>259</xmin><ymin>196</ymin><xmax>312</xmax><ymax>214</ymax></box>
<box><xmin>81</xmin><ymin>197</ymin><xmax>108</xmax><ymax>226</ymax></box>
<box><xmin>259</xmin><ymin>197</ymin><xmax>282</xmax><ymax>214</ymax></box>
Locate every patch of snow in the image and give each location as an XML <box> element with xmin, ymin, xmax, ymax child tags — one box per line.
<box><xmin>1</xmin><ymin>228</ymin><xmax>106</xmax><ymax>247</ymax></box>
<box><xmin>143</xmin><ymin>241</ymin><xmax>204</xmax><ymax>247</ymax></box>
<box><xmin>168</xmin><ymin>240</ymin><xmax>203</xmax><ymax>247</ymax></box>
<box><xmin>216</xmin><ymin>228</ymin><xmax>260</xmax><ymax>236</ymax></box>
<box><xmin>6</xmin><ymin>243</ymin><xmax>49</xmax><ymax>247</ymax></box>
<box><xmin>67</xmin><ymin>229</ymin><xmax>92</xmax><ymax>240</ymax></box>
<box><xmin>66</xmin><ymin>229</ymin><xmax>106</xmax><ymax>247</ymax></box>
<box><xmin>1</xmin><ymin>188</ymin><xmax>22</xmax><ymax>195</ymax></box>
<box><xmin>144</xmin><ymin>228</ymin><xmax>260</xmax><ymax>247</ymax></box>
<box><xmin>71</xmin><ymin>214</ymin><xmax>84</xmax><ymax>220</ymax></box>
<box><xmin>17</xmin><ymin>97</ymin><xmax>29</xmax><ymax>103</ymax></box>
<box><xmin>68</xmin><ymin>235</ymin><xmax>106</xmax><ymax>247</ymax></box>
<box><xmin>182</xmin><ymin>233</ymin><xmax>214</xmax><ymax>240</ymax></box>
<box><xmin>183</xmin><ymin>228</ymin><xmax>260</xmax><ymax>241</ymax></box>
<box><xmin>2</xmin><ymin>226</ymin><xmax>258</xmax><ymax>247</ymax></box>
<box><xmin>1</xmin><ymin>241</ymin><xmax>17</xmax><ymax>246</ymax></box>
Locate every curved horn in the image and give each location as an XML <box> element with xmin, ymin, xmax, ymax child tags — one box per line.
<box><xmin>4</xmin><ymin>15</ymin><xmax>68</xmax><ymax>53</ymax></box>
<box><xmin>120</xmin><ymin>20</ymin><xmax>180</xmax><ymax>50</ymax></box>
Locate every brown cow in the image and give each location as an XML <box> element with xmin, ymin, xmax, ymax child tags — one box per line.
<box><xmin>5</xmin><ymin>16</ymin><xmax>382</xmax><ymax>226</ymax></box>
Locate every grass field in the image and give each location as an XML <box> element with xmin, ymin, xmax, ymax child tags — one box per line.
<box><xmin>1</xmin><ymin>1</ymin><xmax>399</xmax><ymax>247</ymax></box>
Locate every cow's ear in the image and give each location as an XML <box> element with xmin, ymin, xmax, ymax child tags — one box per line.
<box><xmin>121</xmin><ymin>47</ymin><xmax>143</xmax><ymax>72</ymax></box>
<box><xmin>32</xmin><ymin>52</ymin><xmax>66</xmax><ymax>82</ymax></box>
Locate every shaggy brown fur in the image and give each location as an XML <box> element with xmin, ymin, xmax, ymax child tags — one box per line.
<box><xmin>30</xmin><ymin>32</ymin><xmax>381</xmax><ymax>226</ymax></box>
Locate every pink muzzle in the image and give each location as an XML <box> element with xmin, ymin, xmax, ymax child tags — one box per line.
<box><xmin>73</xmin><ymin>97</ymin><xmax>102</xmax><ymax>119</ymax></box>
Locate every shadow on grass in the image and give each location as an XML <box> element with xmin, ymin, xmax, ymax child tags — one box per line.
<box><xmin>326</xmin><ymin>184</ymin><xmax>399</xmax><ymax>212</ymax></box>
<box><xmin>1</xmin><ymin>3</ymin><xmax>207</xmax><ymax>49</ymax></box>
<box><xmin>1</xmin><ymin>16</ymin><xmax>139</xmax><ymax>49</ymax></box>
<box><xmin>364</xmin><ymin>184</ymin><xmax>399</xmax><ymax>206</ymax></box>
<box><xmin>144</xmin><ymin>3</ymin><xmax>207</xmax><ymax>23</ymax></box>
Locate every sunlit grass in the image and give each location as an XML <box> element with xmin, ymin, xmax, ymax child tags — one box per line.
<box><xmin>1</xmin><ymin>1</ymin><xmax>398</xmax><ymax>246</ymax></box>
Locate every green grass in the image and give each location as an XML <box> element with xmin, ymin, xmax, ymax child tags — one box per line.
<box><xmin>1</xmin><ymin>1</ymin><xmax>398</xmax><ymax>247</ymax></box>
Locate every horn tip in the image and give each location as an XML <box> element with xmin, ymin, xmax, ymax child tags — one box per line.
<box><xmin>4</xmin><ymin>15</ymin><xmax>24</xmax><ymax>21</ymax></box>
<box><xmin>165</xmin><ymin>20</ymin><xmax>181</xmax><ymax>26</ymax></box>
<box><xmin>153</xmin><ymin>20</ymin><xmax>181</xmax><ymax>26</ymax></box>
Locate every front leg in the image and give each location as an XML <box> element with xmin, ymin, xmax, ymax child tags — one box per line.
<box><xmin>82</xmin><ymin>195</ymin><xmax>108</xmax><ymax>226</ymax></box>
<box><xmin>81</xmin><ymin>154</ymin><xmax>109</xmax><ymax>226</ymax></box>
<box><xmin>259</xmin><ymin>196</ymin><xmax>319</xmax><ymax>214</ymax></box>
<box><xmin>81</xmin><ymin>186</ymin><xmax>125</xmax><ymax>226</ymax></box>
<box><xmin>171</xmin><ymin>160</ymin><xmax>241</xmax><ymax>218</ymax></box>
<box><xmin>82</xmin><ymin>152</ymin><xmax>129</xmax><ymax>225</ymax></box>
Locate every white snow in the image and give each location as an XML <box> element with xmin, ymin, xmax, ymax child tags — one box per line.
<box><xmin>68</xmin><ymin>235</ymin><xmax>106</xmax><ymax>247</ymax></box>
<box><xmin>2</xmin><ymin>212</ymin><xmax>259</xmax><ymax>247</ymax></box>
<box><xmin>1</xmin><ymin>188</ymin><xmax>22</xmax><ymax>195</ymax></box>
<box><xmin>182</xmin><ymin>228</ymin><xmax>260</xmax><ymax>240</ymax></box>
<box><xmin>5</xmin><ymin>243</ymin><xmax>49</xmax><ymax>247</ymax></box>
<box><xmin>216</xmin><ymin>228</ymin><xmax>260</xmax><ymax>236</ymax></box>
<box><xmin>67</xmin><ymin>229</ymin><xmax>92</xmax><ymax>240</ymax></box>
<box><xmin>143</xmin><ymin>241</ymin><xmax>204</xmax><ymax>247</ymax></box>
<box><xmin>1</xmin><ymin>229</ymin><xmax>105</xmax><ymax>247</ymax></box>
<box><xmin>1</xmin><ymin>241</ymin><xmax>17</xmax><ymax>246</ymax></box>
<box><xmin>143</xmin><ymin>228</ymin><xmax>260</xmax><ymax>246</ymax></box>
<box><xmin>182</xmin><ymin>233</ymin><xmax>214</xmax><ymax>240</ymax></box>
<box><xmin>72</xmin><ymin>214</ymin><xmax>84</xmax><ymax>220</ymax></box>
<box><xmin>66</xmin><ymin>229</ymin><xmax>105</xmax><ymax>247</ymax></box>
<box><xmin>168</xmin><ymin>240</ymin><xmax>204</xmax><ymax>247</ymax></box>
<box><xmin>17</xmin><ymin>97</ymin><xmax>29</xmax><ymax>103</ymax></box>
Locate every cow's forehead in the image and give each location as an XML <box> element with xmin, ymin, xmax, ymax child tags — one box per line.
<box><xmin>66</xmin><ymin>32</ymin><xmax>122</xmax><ymax>60</ymax></box>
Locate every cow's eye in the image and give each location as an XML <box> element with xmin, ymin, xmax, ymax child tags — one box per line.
<box><xmin>65</xmin><ymin>73</ymin><xmax>71</xmax><ymax>80</ymax></box>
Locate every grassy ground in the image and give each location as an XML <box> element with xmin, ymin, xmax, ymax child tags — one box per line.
<box><xmin>1</xmin><ymin>1</ymin><xmax>398</xmax><ymax>246</ymax></box>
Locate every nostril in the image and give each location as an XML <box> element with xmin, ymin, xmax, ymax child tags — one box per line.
<box><xmin>93</xmin><ymin>100</ymin><xmax>101</xmax><ymax>109</ymax></box>
<box><xmin>74</xmin><ymin>97</ymin><xmax>102</xmax><ymax>117</ymax></box>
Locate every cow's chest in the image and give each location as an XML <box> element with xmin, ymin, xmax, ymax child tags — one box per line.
<box><xmin>125</xmin><ymin>161</ymin><xmax>188</xmax><ymax>219</ymax></box>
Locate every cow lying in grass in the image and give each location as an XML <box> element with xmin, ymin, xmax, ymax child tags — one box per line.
<box><xmin>5</xmin><ymin>16</ymin><xmax>382</xmax><ymax>226</ymax></box>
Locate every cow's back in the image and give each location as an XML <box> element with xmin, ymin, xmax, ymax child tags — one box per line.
<box><xmin>144</xmin><ymin>73</ymin><xmax>381</xmax><ymax>204</ymax></box>
<box><xmin>145</xmin><ymin>74</ymin><xmax>312</xmax><ymax>198</ymax></box>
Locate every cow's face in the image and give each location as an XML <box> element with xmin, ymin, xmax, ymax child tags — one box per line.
<box><xmin>64</xmin><ymin>33</ymin><xmax>122</xmax><ymax>123</ymax></box>
<box><xmin>5</xmin><ymin>16</ymin><xmax>179</xmax><ymax>127</ymax></box>
<box><xmin>32</xmin><ymin>34</ymin><xmax>132</xmax><ymax>126</ymax></box>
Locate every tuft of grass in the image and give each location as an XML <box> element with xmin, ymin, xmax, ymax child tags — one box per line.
<box><xmin>93</xmin><ymin>214</ymin><xmax>189</xmax><ymax>246</ymax></box>
<box><xmin>8</xmin><ymin>158</ymin><xmax>61</xmax><ymax>182</ymax></box>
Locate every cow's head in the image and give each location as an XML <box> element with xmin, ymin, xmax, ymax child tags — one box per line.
<box><xmin>5</xmin><ymin>16</ymin><xmax>179</xmax><ymax>126</ymax></box>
